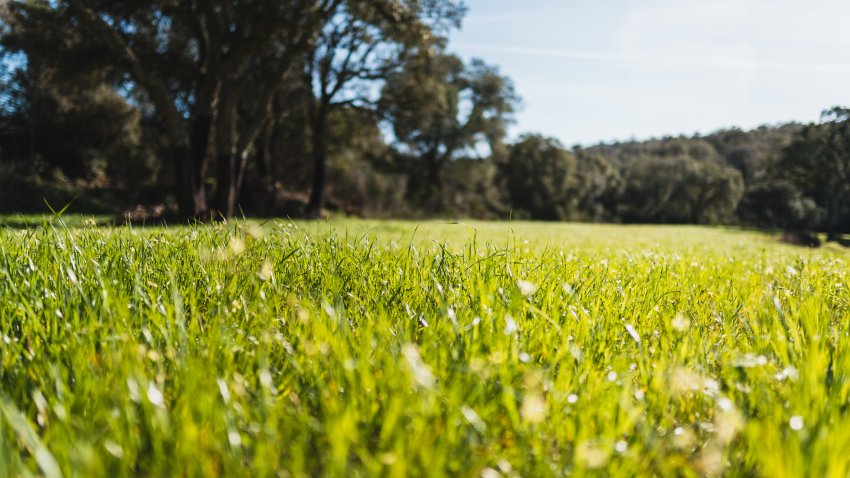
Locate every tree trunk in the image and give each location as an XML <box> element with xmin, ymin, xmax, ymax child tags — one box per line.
<box><xmin>427</xmin><ymin>155</ymin><xmax>442</xmax><ymax>191</ymax></box>
<box><xmin>213</xmin><ymin>119</ymin><xmax>272</xmax><ymax>220</ymax></box>
<box><xmin>28</xmin><ymin>63</ymin><xmax>38</xmax><ymax>166</ymax></box>
<box><xmin>169</xmin><ymin>113</ymin><xmax>215</xmax><ymax>220</ymax></box>
<box><xmin>691</xmin><ymin>194</ymin><xmax>706</xmax><ymax>225</ymax></box>
<box><xmin>307</xmin><ymin>113</ymin><xmax>328</xmax><ymax>218</ymax></box>
<box><xmin>256</xmin><ymin>123</ymin><xmax>272</xmax><ymax>178</ymax></box>
<box><xmin>827</xmin><ymin>194</ymin><xmax>841</xmax><ymax>242</ymax></box>
<box><xmin>173</xmin><ymin>145</ymin><xmax>207</xmax><ymax>219</ymax></box>
<box><xmin>171</xmin><ymin>114</ymin><xmax>214</xmax><ymax>220</ymax></box>
<box><xmin>189</xmin><ymin>113</ymin><xmax>213</xmax><ymax>199</ymax></box>
<box><xmin>213</xmin><ymin>152</ymin><xmax>238</xmax><ymax>220</ymax></box>
<box><xmin>422</xmin><ymin>151</ymin><xmax>444</xmax><ymax>210</ymax></box>
<box><xmin>248</xmin><ymin>124</ymin><xmax>275</xmax><ymax>215</ymax></box>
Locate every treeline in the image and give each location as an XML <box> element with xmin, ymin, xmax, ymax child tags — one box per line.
<box><xmin>1</xmin><ymin>0</ymin><xmax>513</xmax><ymax>219</ymax></box>
<box><xmin>500</xmin><ymin>114</ymin><xmax>850</xmax><ymax>241</ymax></box>
<box><xmin>1</xmin><ymin>1</ymin><xmax>849</xmax><ymax>240</ymax></box>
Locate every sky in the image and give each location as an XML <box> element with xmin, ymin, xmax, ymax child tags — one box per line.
<box><xmin>449</xmin><ymin>0</ymin><xmax>850</xmax><ymax>146</ymax></box>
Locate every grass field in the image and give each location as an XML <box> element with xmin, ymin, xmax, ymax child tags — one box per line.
<box><xmin>1</xmin><ymin>218</ymin><xmax>849</xmax><ymax>477</ymax></box>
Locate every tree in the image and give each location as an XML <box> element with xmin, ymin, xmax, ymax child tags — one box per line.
<box><xmin>619</xmin><ymin>155</ymin><xmax>743</xmax><ymax>224</ymax></box>
<box><xmin>573</xmin><ymin>148</ymin><xmax>622</xmax><ymax>222</ymax></box>
<box><xmin>381</xmin><ymin>50</ymin><xmax>518</xmax><ymax>207</ymax></box>
<box><xmin>24</xmin><ymin>0</ymin><xmax>467</xmax><ymax>219</ymax></box>
<box><xmin>777</xmin><ymin>107</ymin><xmax>850</xmax><ymax>241</ymax></box>
<box><xmin>10</xmin><ymin>0</ymin><xmax>343</xmax><ymax>219</ymax></box>
<box><xmin>708</xmin><ymin>124</ymin><xmax>802</xmax><ymax>185</ymax></box>
<box><xmin>496</xmin><ymin>135</ymin><xmax>582</xmax><ymax>221</ymax></box>
<box><xmin>1</xmin><ymin>2</ymin><xmax>150</xmax><ymax>182</ymax></box>
<box><xmin>737</xmin><ymin>180</ymin><xmax>820</xmax><ymax>231</ymax></box>
<box><xmin>301</xmin><ymin>1</ymin><xmax>464</xmax><ymax>217</ymax></box>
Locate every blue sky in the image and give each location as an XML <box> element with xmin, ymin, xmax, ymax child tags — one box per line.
<box><xmin>449</xmin><ymin>0</ymin><xmax>850</xmax><ymax>146</ymax></box>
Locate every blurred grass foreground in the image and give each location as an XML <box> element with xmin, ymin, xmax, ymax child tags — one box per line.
<box><xmin>0</xmin><ymin>218</ymin><xmax>848</xmax><ymax>476</ymax></box>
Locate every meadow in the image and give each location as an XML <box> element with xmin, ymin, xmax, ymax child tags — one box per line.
<box><xmin>1</xmin><ymin>218</ymin><xmax>848</xmax><ymax>477</ymax></box>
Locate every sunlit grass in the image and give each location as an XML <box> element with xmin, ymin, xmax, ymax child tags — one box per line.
<box><xmin>0</xmin><ymin>218</ymin><xmax>848</xmax><ymax>477</ymax></box>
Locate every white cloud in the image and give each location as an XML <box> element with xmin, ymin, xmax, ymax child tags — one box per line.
<box><xmin>454</xmin><ymin>43</ymin><xmax>850</xmax><ymax>74</ymax></box>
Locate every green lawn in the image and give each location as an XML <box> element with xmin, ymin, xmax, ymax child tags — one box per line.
<box><xmin>1</xmin><ymin>218</ymin><xmax>848</xmax><ymax>477</ymax></box>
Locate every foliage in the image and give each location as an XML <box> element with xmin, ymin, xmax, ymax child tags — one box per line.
<box><xmin>380</xmin><ymin>50</ymin><xmax>518</xmax><ymax>206</ymax></box>
<box><xmin>618</xmin><ymin>154</ymin><xmax>744</xmax><ymax>224</ymax></box>
<box><xmin>299</xmin><ymin>0</ymin><xmax>465</xmax><ymax>216</ymax></box>
<box><xmin>496</xmin><ymin>135</ymin><xmax>582</xmax><ymax>221</ymax></box>
<box><xmin>737</xmin><ymin>180</ymin><xmax>821</xmax><ymax>231</ymax></box>
<box><xmin>775</xmin><ymin>108</ymin><xmax>850</xmax><ymax>240</ymax></box>
<box><xmin>0</xmin><ymin>0</ymin><xmax>465</xmax><ymax>219</ymax></box>
<box><xmin>0</xmin><ymin>2</ymin><xmax>155</xmax><ymax>184</ymax></box>
<box><xmin>0</xmin><ymin>1</ymin><xmax>848</xmax><ymax>235</ymax></box>
<box><xmin>573</xmin><ymin>149</ymin><xmax>623</xmax><ymax>222</ymax></box>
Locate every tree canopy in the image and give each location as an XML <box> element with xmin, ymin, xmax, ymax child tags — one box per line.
<box><xmin>1</xmin><ymin>1</ymin><xmax>849</xmax><ymax>241</ymax></box>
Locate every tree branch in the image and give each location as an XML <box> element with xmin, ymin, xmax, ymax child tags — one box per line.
<box><xmin>66</xmin><ymin>1</ymin><xmax>187</xmax><ymax>147</ymax></box>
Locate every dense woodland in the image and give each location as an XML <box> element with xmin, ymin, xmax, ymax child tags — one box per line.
<box><xmin>1</xmin><ymin>1</ymin><xmax>849</xmax><ymax>239</ymax></box>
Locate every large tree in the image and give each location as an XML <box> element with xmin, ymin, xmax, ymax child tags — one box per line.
<box><xmin>380</xmin><ymin>50</ymin><xmax>518</xmax><ymax>207</ymax></box>
<box><xmin>619</xmin><ymin>155</ymin><xmax>744</xmax><ymax>224</ymax></box>
<box><xmin>778</xmin><ymin>107</ymin><xmax>850</xmax><ymax>241</ymax></box>
<box><xmin>7</xmin><ymin>0</ymin><xmax>467</xmax><ymax>219</ymax></box>
<box><xmin>573</xmin><ymin>148</ymin><xmax>622</xmax><ymax>222</ymax></box>
<box><xmin>496</xmin><ymin>135</ymin><xmax>582</xmax><ymax>221</ymax></box>
<box><xmin>1</xmin><ymin>2</ymin><xmax>147</xmax><ymax>179</ymax></box>
<box><xmin>4</xmin><ymin>0</ymin><xmax>342</xmax><ymax>218</ymax></box>
<box><xmin>302</xmin><ymin>1</ymin><xmax>464</xmax><ymax>217</ymax></box>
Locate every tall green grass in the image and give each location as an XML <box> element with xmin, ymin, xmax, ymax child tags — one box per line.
<box><xmin>0</xmin><ymin>219</ymin><xmax>848</xmax><ymax>477</ymax></box>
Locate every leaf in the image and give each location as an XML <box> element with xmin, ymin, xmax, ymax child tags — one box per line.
<box><xmin>0</xmin><ymin>396</ymin><xmax>63</xmax><ymax>478</ymax></box>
